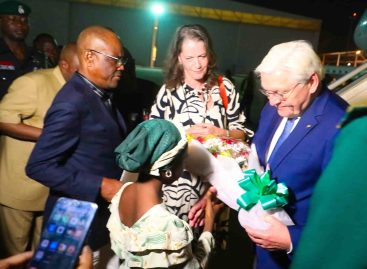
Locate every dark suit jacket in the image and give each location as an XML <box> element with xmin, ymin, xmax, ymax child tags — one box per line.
<box><xmin>26</xmin><ymin>74</ymin><xmax>126</xmax><ymax>250</ymax></box>
<box><xmin>252</xmin><ymin>87</ymin><xmax>348</xmax><ymax>269</ymax></box>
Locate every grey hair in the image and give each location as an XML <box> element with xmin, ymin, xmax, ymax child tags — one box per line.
<box><xmin>255</xmin><ymin>40</ymin><xmax>324</xmax><ymax>83</ymax></box>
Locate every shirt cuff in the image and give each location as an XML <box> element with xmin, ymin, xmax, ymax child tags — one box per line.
<box><xmin>287</xmin><ymin>242</ymin><xmax>293</xmax><ymax>254</ymax></box>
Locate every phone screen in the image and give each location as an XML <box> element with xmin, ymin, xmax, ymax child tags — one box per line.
<box><xmin>27</xmin><ymin>198</ymin><xmax>98</xmax><ymax>269</ymax></box>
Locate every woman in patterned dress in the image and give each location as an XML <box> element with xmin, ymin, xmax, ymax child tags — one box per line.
<box><xmin>150</xmin><ymin>24</ymin><xmax>247</xmax><ymax>231</ymax></box>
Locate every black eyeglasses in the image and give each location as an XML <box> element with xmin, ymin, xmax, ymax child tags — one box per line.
<box><xmin>87</xmin><ymin>49</ymin><xmax>128</xmax><ymax>66</ymax></box>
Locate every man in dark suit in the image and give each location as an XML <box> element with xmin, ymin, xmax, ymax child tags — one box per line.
<box><xmin>26</xmin><ymin>26</ymin><xmax>127</xmax><ymax>263</ymax></box>
<box><xmin>245</xmin><ymin>40</ymin><xmax>348</xmax><ymax>269</ymax></box>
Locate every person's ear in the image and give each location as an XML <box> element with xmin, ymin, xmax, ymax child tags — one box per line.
<box><xmin>308</xmin><ymin>73</ymin><xmax>319</xmax><ymax>94</ymax></box>
<box><xmin>178</xmin><ymin>54</ymin><xmax>183</xmax><ymax>65</ymax></box>
<box><xmin>84</xmin><ymin>50</ymin><xmax>95</xmax><ymax>67</ymax></box>
<box><xmin>59</xmin><ymin>59</ymin><xmax>68</xmax><ymax>71</ymax></box>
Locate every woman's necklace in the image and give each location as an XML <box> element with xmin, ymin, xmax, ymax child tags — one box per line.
<box><xmin>183</xmin><ymin>83</ymin><xmax>209</xmax><ymax>126</ymax></box>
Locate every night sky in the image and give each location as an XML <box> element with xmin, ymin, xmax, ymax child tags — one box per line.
<box><xmin>233</xmin><ymin>0</ymin><xmax>367</xmax><ymax>53</ymax></box>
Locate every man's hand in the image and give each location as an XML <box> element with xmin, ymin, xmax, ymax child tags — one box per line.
<box><xmin>0</xmin><ymin>251</ymin><xmax>33</xmax><ymax>269</ymax></box>
<box><xmin>0</xmin><ymin>122</ymin><xmax>42</xmax><ymax>142</ymax></box>
<box><xmin>244</xmin><ymin>215</ymin><xmax>291</xmax><ymax>251</ymax></box>
<box><xmin>0</xmin><ymin>246</ymin><xmax>93</xmax><ymax>269</ymax></box>
<box><xmin>100</xmin><ymin>177</ymin><xmax>123</xmax><ymax>202</ymax></box>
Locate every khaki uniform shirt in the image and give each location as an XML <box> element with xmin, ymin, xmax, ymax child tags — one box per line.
<box><xmin>0</xmin><ymin>66</ymin><xmax>65</xmax><ymax>211</ymax></box>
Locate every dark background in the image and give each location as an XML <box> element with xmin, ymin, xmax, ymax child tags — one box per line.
<box><xmin>234</xmin><ymin>0</ymin><xmax>367</xmax><ymax>53</ymax></box>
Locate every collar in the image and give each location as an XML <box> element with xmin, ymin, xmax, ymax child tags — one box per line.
<box><xmin>76</xmin><ymin>72</ymin><xmax>113</xmax><ymax>101</ymax></box>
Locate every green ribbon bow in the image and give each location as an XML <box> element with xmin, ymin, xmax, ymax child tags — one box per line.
<box><xmin>236</xmin><ymin>169</ymin><xmax>289</xmax><ymax>211</ymax></box>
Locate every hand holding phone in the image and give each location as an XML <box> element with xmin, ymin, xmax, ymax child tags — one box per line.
<box><xmin>75</xmin><ymin>246</ymin><xmax>93</xmax><ymax>269</ymax></box>
<box><xmin>0</xmin><ymin>251</ymin><xmax>33</xmax><ymax>269</ymax></box>
<box><xmin>27</xmin><ymin>198</ymin><xmax>97</xmax><ymax>269</ymax></box>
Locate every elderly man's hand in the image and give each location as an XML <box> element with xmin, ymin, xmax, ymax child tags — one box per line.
<box><xmin>244</xmin><ymin>215</ymin><xmax>291</xmax><ymax>251</ymax></box>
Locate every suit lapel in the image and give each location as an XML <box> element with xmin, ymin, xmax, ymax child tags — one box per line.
<box><xmin>269</xmin><ymin>116</ymin><xmax>318</xmax><ymax>170</ymax></box>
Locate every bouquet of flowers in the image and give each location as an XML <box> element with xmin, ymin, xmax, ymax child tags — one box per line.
<box><xmin>187</xmin><ymin>134</ymin><xmax>250</xmax><ymax>170</ymax></box>
<box><xmin>185</xmin><ymin>137</ymin><xmax>294</xmax><ymax>230</ymax></box>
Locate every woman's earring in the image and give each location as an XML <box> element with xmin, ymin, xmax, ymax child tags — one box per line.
<box><xmin>165</xmin><ymin>170</ymin><xmax>172</xmax><ymax>178</ymax></box>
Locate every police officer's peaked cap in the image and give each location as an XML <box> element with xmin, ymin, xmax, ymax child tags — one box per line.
<box><xmin>0</xmin><ymin>0</ymin><xmax>31</xmax><ymax>16</ymax></box>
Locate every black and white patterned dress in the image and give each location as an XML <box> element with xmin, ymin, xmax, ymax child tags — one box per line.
<box><xmin>150</xmin><ymin>77</ymin><xmax>246</xmax><ymax>221</ymax></box>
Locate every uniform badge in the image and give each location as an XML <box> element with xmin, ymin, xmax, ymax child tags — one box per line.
<box><xmin>18</xmin><ymin>5</ymin><xmax>25</xmax><ymax>15</ymax></box>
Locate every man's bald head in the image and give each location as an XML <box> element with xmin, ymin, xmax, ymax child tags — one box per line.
<box><xmin>59</xmin><ymin>43</ymin><xmax>76</xmax><ymax>62</ymax></box>
<box><xmin>77</xmin><ymin>26</ymin><xmax>120</xmax><ymax>59</ymax></box>
<box><xmin>76</xmin><ymin>25</ymin><xmax>124</xmax><ymax>89</ymax></box>
<box><xmin>58</xmin><ymin>43</ymin><xmax>79</xmax><ymax>81</ymax></box>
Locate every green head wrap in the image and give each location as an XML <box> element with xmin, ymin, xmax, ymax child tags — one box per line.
<box><xmin>115</xmin><ymin>119</ymin><xmax>187</xmax><ymax>176</ymax></box>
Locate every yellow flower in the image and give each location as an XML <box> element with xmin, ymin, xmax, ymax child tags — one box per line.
<box><xmin>220</xmin><ymin>151</ymin><xmax>231</xmax><ymax>157</ymax></box>
<box><xmin>205</xmin><ymin>134</ymin><xmax>216</xmax><ymax>140</ymax></box>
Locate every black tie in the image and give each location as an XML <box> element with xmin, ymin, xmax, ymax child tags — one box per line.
<box><xmin>101</xmin><ymin>92</ymin><xmax>114</xmax><ymax>114</ymax></box>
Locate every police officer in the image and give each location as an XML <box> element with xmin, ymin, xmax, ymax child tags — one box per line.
<box><xmin>0</xmin><ymin>0</ymin><xmax>43</xmax><ymax>100</ymax></box>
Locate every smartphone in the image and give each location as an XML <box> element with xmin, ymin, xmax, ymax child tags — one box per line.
<box><xmin>27</xmin><ymin>197</ymin><xmax>98</xmax><ymax>269</ymax></box>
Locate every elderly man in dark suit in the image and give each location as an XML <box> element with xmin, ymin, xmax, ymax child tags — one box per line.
<box><xmin>26</xmin><ymin>26</ymin><xmax>127</xmax><ymax>265</ymax></box>
<box><xmin>245</xmin><ymin>40</ymin><xmax>348</xmax><ymax>269</ymax></box>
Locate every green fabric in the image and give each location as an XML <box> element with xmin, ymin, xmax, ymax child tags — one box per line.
<box><xmin>0</xmin><ymin>0</ymin><xmax>31</xmax><ymax>15</ymax></box>
<box><xmin>292</xmin><ymin>108</ymin><xmax>367</xmax><ymax>269</ymax></box>
<box><xmin>237</xmin><ymin>169</ymin><xmax>289</xmax><ymax>211</ymax></box>
<box><xmin>115</xmin><ymin>119</ymin><xmax>182</xmax><ymax>173</ymax></box>
<box><xmin>340</xmin><ymin>105</ymin><xmax>367</xmax><ymax>128</ymax></box>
